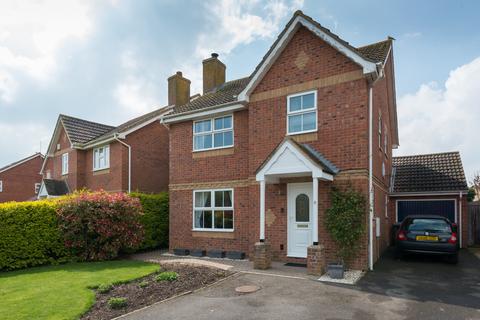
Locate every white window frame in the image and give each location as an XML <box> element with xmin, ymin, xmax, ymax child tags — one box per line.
<box><xmin>378</xmin><ymin>112</ymin><xmax>382</xmax><ymax>150</ymax></box>
<box><xmin>61</xmin><ymin>153</ymin><xmax>68</xmax><ymax>175</ymax></box>
<box><xmin>286</xmin><ymin>90</ymin><xmax>318</xmax><ymax>136</ymax></box>
<box><xmin>0</xmin><ymin>180</ymin><xmax>3</xmax><ymax>192</ymax></box>
<box><xmin>34</xmin><ymin>182</ymin><xmax>41</xmax><ymax>194</ymax></box>
<box><xmin>193</xmin><ymin>114</ymin><xmax>234</xmax><ymax>152</ymax></box>
<box><xmin>93</xmin><ymin>145</ymin><xmax>110</xmax><ymax>171</ymax></box>
<box><xmin>384</xmin><ymin>124</ymin><xmax>388</xmax><ymax>155</ymax></box>
<box><xmin>192</xmin><ymin>188</ymin><xmax>234</xmax><ymax>232</ymax></box>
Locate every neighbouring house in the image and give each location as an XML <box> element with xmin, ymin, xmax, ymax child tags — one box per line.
<box><xmin>0</xmin><ymin>153</ymin><xmax>44</xmax><ymax>202</ymax></box>
<box><xmin>163</xmin><ymin>10</ymin><xmax>399</xmax><ymax>272</ymax></box>
<box><xmin>390</xmin><ymin>152</ymin><xmax>469</xmax><ymax>247</ymax></box>
<box><xmin>39</xmin><ymin>107</ymin><xmax>171</xmax><ymax>198</ymax></box>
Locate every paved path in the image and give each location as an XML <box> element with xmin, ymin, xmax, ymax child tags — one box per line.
<box><xmin>124</xmin><ymin>249</ymin><xmax>480</xmax><ymax>320</ymax></box>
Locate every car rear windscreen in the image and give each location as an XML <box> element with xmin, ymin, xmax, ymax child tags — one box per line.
<box><xmin>405</xmin><ymin>218</ymin><xmax>451</xmax><ymax>233</ymax></box>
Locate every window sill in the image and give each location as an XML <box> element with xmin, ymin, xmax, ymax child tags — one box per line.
<box><xmin>192</xmin><ymin>147</ymin><xmax>234</xmax><ymax>159</ymax></box>
<box><xmin>286</xmin><ymin>129</ymin><xmax>318</xmax><ymax>137</ymax></box>
<box><xmin>288</xmin><ymin>131</ymin><xmax>317</xmax><ymax>143</ymax></box>
<box><xmin>93</xmin><ymin>168</ymin><xmax>110</xmax><ymax>175</ymax></box>
<box><xmin>192</xmin><ymin>230</ymin><xmax>235</xmax><ymax>239</ymax></box>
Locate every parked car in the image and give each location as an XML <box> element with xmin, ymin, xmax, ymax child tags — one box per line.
<box><xmin>395</xmin><ymin>215</ymin><xmax>459</xmax><ymax>263</ymax></box>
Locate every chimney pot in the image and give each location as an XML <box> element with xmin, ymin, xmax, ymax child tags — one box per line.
<box><xmin>211</xmin><ymin>53</ymin><xmax>219</xmax><ymax>58</ymax></box>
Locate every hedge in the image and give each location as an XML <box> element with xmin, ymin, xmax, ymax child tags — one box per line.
<box><xmin>0</xmin><ymin>201</ymin><xmax>69</xmax><ymax>271</ymax></box>
<box><xmin>0</xmin><ymin>192</ymin><xmax>169</xmax><ymax>271</ymax></box>
<box><xmin>130</xmin><ymin>192</ymin><xmax>169</xmax><ymax>250</ymax></box>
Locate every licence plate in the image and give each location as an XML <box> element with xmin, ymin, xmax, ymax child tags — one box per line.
<box><xmin>416</xmin><ymin>235</ymin><xmax>438</xmax><ymax>241</ymax></box>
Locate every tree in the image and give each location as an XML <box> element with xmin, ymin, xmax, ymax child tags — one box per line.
<box><xmin>470</xmin><ymin>172</ymin><xmax>480</xmax><ymax>202</ymax></box>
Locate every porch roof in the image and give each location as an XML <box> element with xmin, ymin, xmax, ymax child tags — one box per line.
<box><xmin>255</xmin><ymin>137</ymin><xmax>339</xmax><ymax>182</ymax></box>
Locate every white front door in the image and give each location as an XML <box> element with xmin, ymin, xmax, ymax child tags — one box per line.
<box><xmin>287</xmin><ymin>182</ymin><xmax>313</xmax><ymax>258</ymax></box>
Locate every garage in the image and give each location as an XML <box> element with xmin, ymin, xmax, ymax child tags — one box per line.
<box><xmin>391</xmin><ymin>152</ymin><xmax>468</xmax><ymax>247</ymax></box>
<box><xmin>396</xmin><ymin>199</ymin><xmax>456</xmax><ymax>222</ymax></box>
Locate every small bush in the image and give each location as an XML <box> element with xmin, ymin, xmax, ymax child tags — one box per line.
<box><xmin>57</xmin><ymin>191</ymin><xmax>145</xmax><ymax>261</ymax></box>
<box><xmin>108</xmin><ymin>297</ymin><xmax>127</xmax><ymax>309</ymax></box>
<box><xmin>138</xmin><ymin>280</ymin><xmax>149</xmax><ymax>288</ymax></box>
<box><xmin>97</xmin><ymin>283</ymin><xmax>113</xmax><ymax>293</ymax></box>
<box><xmin>0</xmin><ymin>200</ymin><xmax>69</xmax><ymax>271</ymax></box>
<box><xmin>325</xmin><ymin>187</ymin><xmax>366</xmax><ymax>265</ymax></box>
<box><xmin>155</xmin><ymin>271</ymin><xmax>178</xmax><ymax>282</ymax></box>
<box><xmin>130</xmin><ymin>192</ymin><xmax>169</xmax><ymax>250</ymax></box>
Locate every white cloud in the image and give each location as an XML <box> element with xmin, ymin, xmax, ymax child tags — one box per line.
<box><xmin>0</xmin><ymin>122</ymin><xmax>51</xmax><ymax>158</ymax></box>
<box><xmin>0</xmin><ymin>0</ymin><xmax>93</xmax><ymax>103</ymax></box>
<box><xmin>181</xmin><ymin>0</ymin><xmax>304</xmax><ymax>94</ymax></box>
<box><xmin>403</xmin><ymin>32</ymin><xmax>422</xmax><ymax>39</ymax></box>
<box><xmin>395</xmin><ymin>57</ymin><xmax>480</xmax><ymax>182</ymax></box>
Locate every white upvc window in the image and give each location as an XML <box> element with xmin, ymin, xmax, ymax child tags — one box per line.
<box><xmin>287</xmin><ymin>90</ymin><xmax>317</xmax><ymax>135</ymax></box>
<box><xmin>384</xmin><ymin>124</ymin><xmax>388</xmax><ymax>155</ymax></box>
<box><xmin>193</xmin><ymin>115</ymin><xmax>233</xmax><ymax>151</ymax></box>
<box><xmin>0</xmin><ymin>180</ymin><xmax>3</xmax><ymax>192</ymax></box>
<box><xmin>93</xmin><ymin>145</ymin><xmax>110</xmax><ymax>171</ymax></box>
<box><xmin>61</xmin><ymin>153</ymin><xmax>69</xmax><ymax>175</ymax></box>
<box><xmin>35</xmin><ymin>183</ymin><xmax>41</xmax><ymax>194</ymax></box>
<box><xmin>193</xmin><ymin>189</ymin><xmax>234</xmax><ymax>231</ymax></box>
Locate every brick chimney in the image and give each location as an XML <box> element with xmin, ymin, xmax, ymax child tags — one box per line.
<box><xmin>202</xmin><ymin>53</ymin><xmax>226</xmax><ymax>94</ymax></box>
<box><xmin>168</xmin><ymin>71</ymin><xmax>191</xmax><ymax>106</ymax></box>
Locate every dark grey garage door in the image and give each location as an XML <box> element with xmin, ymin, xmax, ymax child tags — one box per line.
<box><xmin>397</xmin><ymin>200</ymin><xmax>456</xmax><ymax>222</ymax></box>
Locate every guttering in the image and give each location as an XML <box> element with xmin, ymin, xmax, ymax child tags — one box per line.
<box><xmin>114</xmin><ymin>134</ymin><xmax>131</xmax><ymax>193</ymax></box>
<box><xmin>162</xmin><ymin>101</ymin><xmax>246</xmax><ymax>124</ymax></box>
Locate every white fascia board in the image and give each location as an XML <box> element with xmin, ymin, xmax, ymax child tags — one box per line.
<box><xmin>238</xmin><ymin>15</ymin><xmax>378</xmax><ymax>101</ymax></box>
<box><xmin>390</xmin><ymin>191</ymin><xmax>467</xmax><ymax>197</ymax></box>
<box><xmin>163</xmin><ymin>103</ymin><xmax>246</xmax><ymax>124</ymax></box>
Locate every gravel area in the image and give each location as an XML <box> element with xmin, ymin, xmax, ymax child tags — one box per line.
<box><xmin>81</xmin><ymin>264</ymin><xmax>230</xmax><ymax>320</ymax></box>
<box><xmin>317</xmin><ymin>270</ymin><xmax>365</xmax><ymax>285</ymax></box>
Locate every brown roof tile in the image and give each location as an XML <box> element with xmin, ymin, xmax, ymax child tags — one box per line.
<box><xmin>392</xmin><ymin>152</ymin><xmax>468</xmax><ymax>193</ymax></box>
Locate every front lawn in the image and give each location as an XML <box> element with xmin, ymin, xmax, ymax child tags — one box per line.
<box><xmin>0</xmin><ymin>260</ymin><xmax>160</xmax><ymax>320</ymax></box>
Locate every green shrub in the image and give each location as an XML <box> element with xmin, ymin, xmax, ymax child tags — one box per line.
<box><xmin>325</xmin><ymin>187</ymin><xmax>366</xmax><ymax>266</ymax></box>
<box><xmin>97</xmin><ymin>283</ymin><xmax>113</xmax><ymax>293</ymax></box>
<box><xmin>0</xmin><ymin>201</ymin><xmax>69</xmax><ymax>271</ymax></box>
<box><xmin>57</xmin><ymin>191</ymin><xmax>145</xmax><ymax>261</ymax></box>
<box><xmin>108</xmin><ymin>297</ymin><xmax>127</xmax><ymax>309</ymax></box>
<box><xmin>130</xmin><ymin>192</ymin><xmax>169</xmax><ymax>250</ymax></box>
<box><xmin>155</xmin><ymin>271</ymin><xmax>178</xmax><ymax>282</ymax></box>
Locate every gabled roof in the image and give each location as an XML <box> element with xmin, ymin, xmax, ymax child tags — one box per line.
<box><xmin>39</xmin><ymin>179</ymin><xmax>69</xmax><ymax>197</ymax></box>
<box><xmin>60</xmin><ymin>114</ymin><xmax>115</xmax><ymax>144</ymax></box>
<box><xmin>0</xmin><ymin>153</ymin><xmax>44</xmax><ymax>174</ymax></box>
<box><xmin>165</xmin><ymin>10</ymin><xmax>393</xmax><ymax>120</ymax></box>
<box><xmin>256</xmin><ymin>137</ymin><xmax>339</xmax><ymax>182</ymax></box>
<box><xmin>392</xmin><ymin>152</ymin><xmax>468</xmax><ymax>193</ymax></box>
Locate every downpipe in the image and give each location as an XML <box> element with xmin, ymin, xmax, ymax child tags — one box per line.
<box><xmin>114</xmin><ymin>134</ymin><xmax>132</xmax><ymax>193</ymax></box>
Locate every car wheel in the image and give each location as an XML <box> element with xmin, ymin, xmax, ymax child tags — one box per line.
<box><xmin>447</xmin><ymin>253</ymin><xmax>458</xmax><ymax>264</ymax></box>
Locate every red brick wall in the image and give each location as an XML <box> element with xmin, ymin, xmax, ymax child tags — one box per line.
<box><xmin>168</xmin><ymin>26</ymin><xmax>393</xmax><ymax>270</ymax></box>
<box><xmin>0</xmin><ymin>155</ymin><xmax>43</xmax><ymax>202</ymax></box>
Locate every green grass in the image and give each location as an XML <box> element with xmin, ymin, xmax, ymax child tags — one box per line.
<box><xmin>0</xmin><ymin>260</ymin><xmax>160</xmax><ymax>320</ymax></box>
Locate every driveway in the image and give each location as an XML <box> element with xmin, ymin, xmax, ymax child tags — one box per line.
<box><xmin>122</xmin><ymin>249</ymin><xmax>480</xmax><ymax>320</ymax></box>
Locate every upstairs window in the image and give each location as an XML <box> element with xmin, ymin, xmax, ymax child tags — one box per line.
<box><xmin>384</xmin><ymin>124</ymin><xmax>388</xmax><ymax>154</ymax></box>
<box><xmin>0</xmin><ymin>180</ymin><xmax>3</xmax><ymax>192</ymax></box>
<box><xmin>378</xmin><ymin>113</ymin><xmax>382</xmax><ymax>150</ymax></box>
<box><xmin>287</xmin><ymin>90</ymin><xmax>317</xmax><ymax>135</ymax></box>
<box><xmin>61</xmin><ymin>153</ymin><xmax>68</xmax><ymax>175</ymax></box>
<box><xmin>93</xmin><ymin>145</ymin><xmax>110</xmax><ymax>171</ymax></box>
<box><xmin>35</xmin><ymin>183</ymin><xmax>41</xmax><ymax>194</ymax></box>
<box><xmin>193</xmin><ymin>115</ymin><xmax>233</xmax><ymax>151</ymax></box>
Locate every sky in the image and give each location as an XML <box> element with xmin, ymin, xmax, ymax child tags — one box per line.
<box><xmin>0</xmin><ymin>0</ymin><xmax>479</xmax><ymax>182</ymax></box>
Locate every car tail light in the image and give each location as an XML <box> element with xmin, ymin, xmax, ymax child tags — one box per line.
<box><xmin>448</xmin><ymin>232</ymin><xmax>457</xmax><ymax>244</ymax></box>
<box><xmin>397</xmin><ymin>230</ymin><xmax>406</xmax><ymax>241</ymax></box>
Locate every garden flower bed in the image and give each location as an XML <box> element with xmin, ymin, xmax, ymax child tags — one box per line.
<box><xmin>82</xmin><ymin>263</ymin><xmax>230</xmax><ymax>319</ymax></box>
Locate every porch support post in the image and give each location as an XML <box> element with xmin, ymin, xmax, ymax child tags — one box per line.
<box><xmin>259</xmin><ymin>179</ymin><xmax>266</xmax><ymax>241</ymax></box>
<box><xmin>312</xmin><ymin>177</ymin><xmax>319</xmax><ymax>245</ymax></box>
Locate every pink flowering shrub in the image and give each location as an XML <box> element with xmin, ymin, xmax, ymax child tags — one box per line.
<box><xmin>57</xmin><ymin>191</ymin><xmax>144</xmax><ymax>261</ymax></box>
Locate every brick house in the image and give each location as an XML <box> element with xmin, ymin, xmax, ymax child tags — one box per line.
<box><xmin>163</xmin><ymin>11</ymin><xmax>400</xmax><ymax>272</ymax></box>
<box><xmin>39</xmin><ymin>107</ymin><xmax>171</xmax><ymax>198</ymax></box>
<box><xmin>0</xmin><ymin>153</ymin><xmax>44</xmax><ymax>202</ymax></box>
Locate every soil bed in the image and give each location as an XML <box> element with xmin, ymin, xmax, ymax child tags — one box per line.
<box><xmin>82</xmin><ymin>263</ymin><xmax>230</xmax><ymax>320</ymax></box>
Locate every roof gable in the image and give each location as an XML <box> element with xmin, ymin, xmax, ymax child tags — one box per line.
<box><xmin>238</xmin><ymin>11</ymin><xmax>381</xmax><ymax>101</ymax></box>
<box><xmin>0</xmin><ymin>153</ymin><xmax>44</xmax><ymax>174</ymax></box>
<box><xmin>392</xmin><ymin>152</ymin><xmax>468</xmax><ymax>193</ymax></box>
